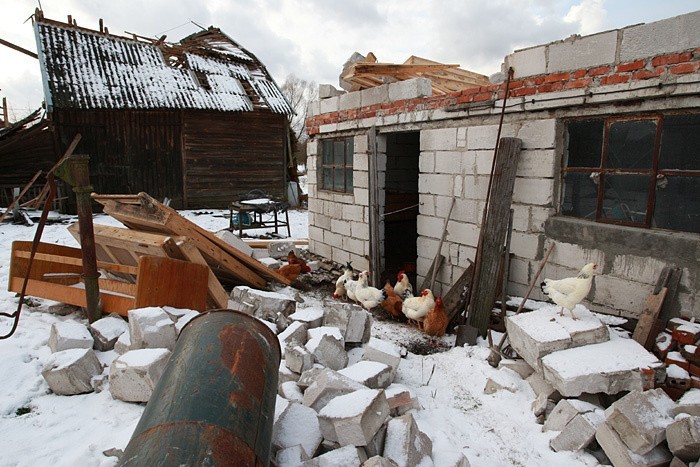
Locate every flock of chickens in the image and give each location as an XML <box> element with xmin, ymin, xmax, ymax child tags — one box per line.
<box><xmin>332</xmin><ymin>264</ymin><xmax>449</xmax><ymax>338</ymax></box>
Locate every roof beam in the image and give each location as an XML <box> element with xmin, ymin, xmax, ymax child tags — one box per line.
<box><xmin>0</xmin><ymin>37</ymin><xmax>38</xmax><ymax>59</ymax></box>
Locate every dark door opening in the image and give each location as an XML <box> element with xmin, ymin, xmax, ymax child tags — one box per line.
<box><xmin>382</xmin><ymin>132</ymin><xmax>420</xmax><ymax>286</ymax></box>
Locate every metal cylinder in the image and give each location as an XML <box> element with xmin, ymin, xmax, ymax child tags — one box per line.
<box><xmin>119</xmin><ymin>310</ymin><xmax>281</xmax><ymax>467</ymax></box>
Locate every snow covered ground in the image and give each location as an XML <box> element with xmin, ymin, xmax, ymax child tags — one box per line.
<box><xmin>0</xmin><ymin>208</ymin><xmax>601</xmax><ymax>466</ymax></box>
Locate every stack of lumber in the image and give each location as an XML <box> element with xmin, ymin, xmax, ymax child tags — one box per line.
<box><xmin>340</xmin><ymin>53</ymin><xmax>490</xmax><ymax>95</ymax></box>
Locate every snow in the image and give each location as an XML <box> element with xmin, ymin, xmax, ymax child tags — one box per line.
<box><xmin>339</xmin><ymin>360</ymin><xmax>387</xmax><ymax>381</ymax></box>
<box><xmin>319</xmin><ymin>388</ymin><xmax>379</xmax><ymax>418</ymax></box>
<box><xmin>44</xmin><ymin>348</ymin><xmax>92</xmax><ymax>371</ymax></box>
<box><xmin>113</xmin><ymin>348</ymin><xmax>170</xmax><ymax>368</ymax></box>
<box><xmin>667</xmin><ymin>364</ymin><xmax>691</xmax><ymax>379</ymax></box>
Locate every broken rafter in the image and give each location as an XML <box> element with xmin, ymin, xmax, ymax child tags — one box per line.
<box><xmin>349</xmin><ymin>62</ymin><xmax>461</xmax><ymax>77</ymax></box>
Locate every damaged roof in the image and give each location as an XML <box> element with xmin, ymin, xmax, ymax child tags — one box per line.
<box><xmin>34</xmin><ymin>15</ymin><xmax>293</xmax><ymax>114</ymax></box>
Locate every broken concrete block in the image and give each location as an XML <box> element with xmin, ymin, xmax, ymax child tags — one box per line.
<box><xmin>596</xmin><ymin>420</ymin><xmax>673</xmax><ymax>467</ymax></box>
<box><xmin>318</xmin><ymin>389</ymin><xmax>390</xmax><ymax>446</ymax></box>
<box><xmin>298</xmin><ymin>366</ymin><xmax>325</xmax><ymax>390</ymax></box>
<box><xmin>48</xmin><ymin>321</ymin><xmax>94</xmax><ymax>353</ymax></box>
<box><xmin>229</xmin><ymin>286</ymin><xmax>296</xmax><ymax>322</ymax></box>
<box><xmin>128</xmin><ymin>307</ymin><xmax>177</xmax><ymax>351</ymax></box>
<box><xmin>259</xmin><ymin>257</ymin><xmax>281</xmax><ymax>269</ymax></box>
<box><xmin>364</xmin><ymin>421</ymin><xmax>388</xmax><ymax>458</ymax></box>
<box><xmin>499</xmin><ymin>359</ymin><xmax>535</xmax><ymax>379</ymax></box>
<box><xmin>89</xmin><ymin>314</ymin><xmax>129</xmax><ymax>351</ymax></box>
<box><xmin>526</xmin><ymin>372</ymin><xmax>561</xmax><ymax>401</ymax></box>
<box><xmin>550</xmin><ymin>410</ymin><xmax>604</xmax><ymax>452</ymax></box>
<box><xmin>276</xmin><ymin>444</ymin><xmax>309</xmax><ymax>466</ymax></box>
<box><xmin>302</xmin><ymin>368</ymin><xmax>366</xmax><ymax>412</ymax></box>
<box><xmin>306</xmin><ymin>334</ymin><xmax>348</xmax><ymax>371</ymax></box>
<box><xmin>174</xmin><ymin>310</ymin><xmax>199</xmax><ymax>335</ymax></box>
<box><xmin>666</xmin><ymin>415</ymin><xmax>700</xmax><ymax>462</ymax></box>
<box><xmin>670</xmin><ymin>457</ymin><xmax>691</xmax><ymax>467</ymax></box>
<box><xmin>383</xmin><ymin>413</ymin><xmax>433</xmax><ymax>467</ymax></box>
<box><xmin>272</xmin><ymin>400</ymin><xmax>322</xmax><ymax>458</ymax></box>
<box><xmin>363</xmin><ymin>455</ymin><xmax>397</xmax><ymax>467</ymax></box>
<box><xmin>673</xmin><ymin>389</ymin><xmax>700</xmax><ymax>417</ymax></box>
<box><xmin>544</xmin><ymin>398</ymin><xmax>601</xmax><ymax>432</ymax></box>
<box><xmin>362</xmin><ymin>338</ymin><xmax>402</xmax><ymax>377</ymax></box>
<box><xmin>286</xmin><ymin>345</ymin><xmax>314</xmax><ymax>374</ymax></box>
<box><xmin>434</xmin><ymin>451</ymin><xmax>471</xmax><ymax>467</ymax></box>
<box><xmin>301</xmin><ymin>445</ymin><xmax>368</xmax><ymax>466</ymax></box>
<box><xmin>532</xmin><ymin>393</ymin><xmax>549</xmax><ymax>417</ymax></box>
<box><xmin>484</xmin><ymin>368</ymin><xmax>520</xmax><ymax>395</ymax></box>
<box><xmin>268</xmin><ymin>241</ymin><xmax>299</xmax><ymax>259</ymax></box>
<box><xmin>506</xmin><ymin>306</ymin><xmax>609</xmax><ymax>370</ymax></box>
<box><xmin>308</xmin><ymin>326</ymin><xmax>344</xmax><ymax>346</ymax></box>
<box><xmin>385</xmin><ymin>384</ymin><xmax>420</xmax><ymax>416</ymax></box>
<box><xmin>605</xmin><ymin>388</ymin><xmax>676</xmax><ymax>454</ymax></box>
<box><xmin>42</xmin><ymin>348</ymin><xmax>102</xmax><ymax>395</ymax></box>
<box><xmin>279</xmin><ymin>381</ymin><xmax>304</xmax><ymax>403</ymax></box>
<box><xmin>339</xmin><ymin>361</ymin><xmax>393</xmax><ymax>389</ymax></box>
<box><xmin>109</xmin><ymin>348</ymin><xmax>171</xmax><ymax>403</ymax></box>
<box><xmin>290</xmin><ymin>308</ymin><xmax>325</xmax><ymax>329</ymax></box>
<box><xmin>279</xmin><ymin>321</ymin><xmax>309</xmax><ymax>351</ymax></box>
<box><xmin>114</xmin><ymin>331</ymin><xmax>131</xmax><ymax>355</ymax></box>
<box><xmin>214</xmin><ymin>229</ymin><xmax>254</xmax><ymax>256</ymax></box>
<box><xmin>541</xmin><ymin>338</ymin><xmax>663</xmax><ymax>397</ymax></box>
<box><xmin>279</xmin><ymin>361</ymin><xmax>300</xmax><ymax>385</ymax></box>
<box><xmin>323</xmin><ymin>300</ymin><xmax>372</xmax><ymax>344</ymax></box>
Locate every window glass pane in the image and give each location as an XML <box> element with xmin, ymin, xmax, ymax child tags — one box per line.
<box><xmin>659</xmin><ymin>114</ymin><xmax>700</xmax><ymax>171</ymax></box>
<box><xmin>654</xmin><ymin>176</ymin><xmax>700</xmax><ymax>233</ymax></box>
<box><xmin>605</xmin><ymin>120</ymin><xmax>656</xmax><ymax>170</ymax></box>
<box><xmin>565</xmin><ymin>119</ymin><xmax>604</xmax><ymax>168</ymax></box>
<box><xmin>345</xmin><ymin>168</ymin><xmax>353</xmax><ymax>191</ymax></box>
<box><xmin>334</xmin><ymin>167</ymin><xmax>345</xmax><ymax>191</ymax></box>
<box><xmin>322</xmin><ymin>168</ymin><xmax>332</xmax><ymax>189</ymax></box>
<box><xmin>345</xmin><ymin>138</ymin><xmax>354</xmax><ymax>165</ymax></box>
<box><xmin>334</xmin><ymin>141</ymin><xmax>345</xmax><ymax>165</ymax></box>
<box><xmin>600</xmin><ymin>173</ymin><xmax>650</xmax><ymax>223</ymax></box>
<box><xmin>561</xmin><ymin>171</ymin><xmax>598</xmax><ymax>219</ymax></box>
<box><xmin>322</xmin><ymin>141</ymin><xmax>332</xmax><ymax>164</ymax></box>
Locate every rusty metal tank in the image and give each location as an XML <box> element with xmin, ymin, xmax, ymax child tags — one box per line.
<box><xmin>118</xmin><ymin>310</ymin><xmax>281</xmax><ymax>466</ymax></box>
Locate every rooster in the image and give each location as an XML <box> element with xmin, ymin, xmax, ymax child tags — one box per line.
<box><xmin>423</xmin><ymin>296</ymin><xmax>448</xmax><ymax>338</ymax></box>
<box><xmin>380</xmin><ymin>281</ymin><xmax>404</xmax><ymax>320</ymax></box>
<box><xmin>402</xmin><ymin>288</ymin><xmax>435</xmax><ymax>330</ymax></box>
<box><xmin>332</xmin><ymin>262</ymin><xmax>354</xmax><ymax>300</ymax></box>
<box><xmin>393</xmin><ymin>270</ymin><xmax>414</xmax><ymax>300</ymax></box>
<box><xmin>541</xmin><ymin>263</ymin><xmax>598</xmax><ymax>320</ymax></box>
<box><xmin>355</xmin><ymin>271</ymin><xmax>388</xmax><ymax>310</ymax></box>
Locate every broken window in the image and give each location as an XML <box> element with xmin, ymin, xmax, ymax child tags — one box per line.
<box><xmin>561</xmin><ymin>114</ymin><xmax>700</xmax><ymax>234</ymax></box>
<box><xmin>320</xmin><ymin>138</ymin><xmax>354</xmax><ymax>193</ymax></box>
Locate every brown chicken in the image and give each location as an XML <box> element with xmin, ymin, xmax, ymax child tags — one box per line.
<box><xmin>380</xmin><ymin>281</ymin><xmax>404</xmax><ymax>320</ymax></box>
<box><xmin>423</xmin><ymin>296</ymin><xmax>448</xmax><ymax>338</ymax></box>
<box><xmin>287</xmin><ymin>250</ymin><xmax>311</xmax><ymax>272</ymax></box>
<box><xmin>278</xmin><ymin>251</ymin><xmax>311</xmax><ymax>282</ymax></box>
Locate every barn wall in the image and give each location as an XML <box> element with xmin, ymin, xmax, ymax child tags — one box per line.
<box><xmin>182</xmin><ymin>109</ymin><xmax>287</xmax><ymax>209</ymax></box>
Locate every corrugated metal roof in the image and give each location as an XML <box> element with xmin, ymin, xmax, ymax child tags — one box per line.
<box><xmin>35</xmin><ymin>19</ymin><xmax>293</xmax><ymax>114</ymax></box>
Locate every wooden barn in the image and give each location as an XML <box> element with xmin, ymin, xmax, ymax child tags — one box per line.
<box><xmin>2</xmin><ymin>11</ymin><xmax>294</xmax><ymax>211</ymax></box>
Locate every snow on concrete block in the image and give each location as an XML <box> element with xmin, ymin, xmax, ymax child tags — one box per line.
<box><xmin>89</xmin><ymin>314</ymin><xmax>129</xmax><ymax>351</ymax></box>
<box><xmin>339</xmin><ymin>361</ymin><xmax>393</xmax><ymax>389</ymax></box>
<box><xmin>386</xmin><ymin>384</ymin><xmax>420</xmax><ymax>416</ymax></box>
<box><xmin>541</xmin><ymin>338</ymin><xmax>663</xmax><ymax>397</ymax></box>
<box><xmin>286</xmin><ymin>345</ymin><xmax>314</xmax><ymax>374</ymax></box>
<box><xmin>279</xmin><ymin>381</ymin><xmax>304</xmax><ymax>403</ymax></box>
<box><xmin>109</xmin><ymin>348</ymin><xmax>171</xmax><ymax>403</ymax></box>
<box><xmin>115</xmin><ymin>332</ymin><xmax>131</xmax><ymax>355</ymax></box>
<box><xmin>384</xmin><ymin>413</ymin><xmax>433</xmax><ymax>467</ymax></box>
<box><xmin>279</xmin><ymin>360</ymin><xmax>300</xmax><ymax>385</ymax></box>
<box><xmin>302</xmin><ymin>368</ymin><xmax>366</xmax><ymax>412</ymax></box>
<box><xmin>229</xmin><ymin>286</ymin><xmax>297</xmax><ymax>322</ymax></box>
<box><xmin>550</xmin><ymin>410</ymin><xmax>605</xmax><ymax>452</ymax></box>
<box><xmin>268</xmin><ymin>241</ymin><xmax>299</xmax><ymax>259</ymax></box>
<box><xmin>42</xmin><ymin>348</ymin><xmax>102</xmax><ymax>395</ymax></box>
<box><xmin>484</xmin><ymin>368</ymin><xmax>520</xmax><ymax>395</ymax></box>
<box><xmin>673</xmin><ymin>389</ymin><xmax>700</xmax><ymax>417</ymax></box>
<box><xmin>290</xmin><ymin>308</ymin><xmax>325</xmax><ymax>329</ymax></box>
<box><xmin>363</xmin><ymin>456</ymin><xmax>397</xmax><ymax>467</ymax></box>
<box><xmin>128</xmin><ymin>307</ymin><xmax>177</xmax><ymax>351</ymax></box>
<box><xmin>544</xmin><ymin>398</ymin><xmax>601</xmax><ymax>432</ymax></box>
<box><xmin>298</xmin><ymin>366</ymin><xmax>325</xmax><ymax>390</ymax></box>
<box><xmin>214</xmin><ymin>229</ymin><xmax>254</xmax><ymax>256</ymax></box>
<box><xmin>174</xmin><ymin>310</ymin><xmax>199</xmax><ymax>335</ymax></box>
<box><xmin>595</xmin><ymin>420</ymin><xmax>673</xmax><ymax>467</ymax></box>
<box><xmin>605</xmin><ymin>389</ymin><xmax>676</xmax><ymax>455</ymax></box>
<box><xmin>259</xmin><ymin>257</ymin><xmax>281</xmax><ymax>269</ymax></box>
<box><xmin>272</xmin><ymin>401</ymin><xmax>322</xmax><ymax>458</ymax></box>
<box><xmin>526</xmin><ymin>372</ymin><xmax>561</xmax><ymax>401</ymax></box>
<box><xmin>306</xmin><ymin>334</ymin><xmax>348</xmax><ymax>371</ymax></box>
<box><xmin>48</xmin><ymin>321</ymin><xmax>94</xmax><ymax>353</ymax></box>
<box><xmin>362</xmin><ymin>338</ymin><xmax>402</xmax><ymax>377</ymax></box>
<box><xmin>279</xmin><ymin>321</ymin><xmax>309</xmax><ymax>350</ymax></box>
<box><xmin>276</xmin><ymin>444</ymin><xmax>309</xmax><ymax>466</ymax></box>
<box><xmin>323</xmin><ymin>301</ymin><xmax>371</xmax><ymax>344</ymax></box>
<box><xmin>666</xmin><ymin>415</ymin><xmax>700</xmax><ymax>463</ymax></box>
<box><xmin>318</xmin><ymin>388</ymin><xmax>390</xmax><ymax>446</ymax></box>
<box><xmin>302</xmin><ymin>445</ymin><xmax>368</xmax><ymax>466</ymax></box>
<box><xmin>499</xmin><ymin>359</ymin><xmax>535</xmax><ymax>379</ymax></box>
<box><xmin>364</xmin><ymin>422</ymin><xmax>388</xmax><ymax>458</ymax></box>
<box><xmin>506</xmin><ymin>306</ymin><xmax>609</xmax><ymax>370</ymax></box>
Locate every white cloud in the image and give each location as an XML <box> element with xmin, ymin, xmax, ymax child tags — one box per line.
<box><xmin>564</xmin><ymin>0</ymin><xmax>607</xmax><ymax>35</ymax></box>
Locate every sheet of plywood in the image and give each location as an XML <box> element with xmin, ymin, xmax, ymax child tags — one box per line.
<box><xmin>133</xmin><ymin>256</ymin><xmax>208</xmax><ymax>311</ymax></box>
<box><xmin>632</xmin><ymin>287</ymin><xmax>668</xmax><ymax>350</ymax></box>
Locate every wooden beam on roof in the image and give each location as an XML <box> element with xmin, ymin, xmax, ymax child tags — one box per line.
<box><xmin>350</xmin><ymin>62</ymin><xmax>460</xmax><ymax>77</ymax></box>
<box><xmin>0</xmin><ymin>37</ymin><xmax>38</xmax><ymax>59</ymax></box>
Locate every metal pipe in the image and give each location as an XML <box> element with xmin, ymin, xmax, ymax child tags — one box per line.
<box><xmin>119</xmin><ymin>310</ymin><xmax>281</xmax><ymax>466</ymax></box>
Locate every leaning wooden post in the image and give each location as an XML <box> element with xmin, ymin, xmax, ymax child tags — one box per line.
<box><xmin>54</xmin><ymin>155</ymin><xmax>101</xmax><ymax>323</ymax></box>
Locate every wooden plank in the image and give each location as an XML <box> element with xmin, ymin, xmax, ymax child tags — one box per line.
<box><xmin>134</xmin><ymin>256</ymin><xmax>208</xmax><ymax>312</ymax></box>
<box><xmin>419</xmin><ymin>254</ymin><xmax>444</xmax><ymax>294</ymax></box>
<box><xmin>12</xmin><ymin>250</ymin><xmax>139</xmax><ymax>275</ymax></box>
<box><xmin>98</xmin><ymin>278</ymin><xmax>137</xmax><ymax>297</ymax></box>
<box><xmin>0</xmin><ymin>170</ymin><xmax>42</xmax><ymax>223</ymax></box>
<box><xmin>167</xmin><ymin>237</ymin><xmax>229</xmax><ymax>309</ymax></box>
<box><xmin>444</xmin><ymin>260</ymin><xmax>475</xmax><ymax>324</ymax></box>
<box><xmin>632</xmin><ymin>287</ymin><xmax>668</xmax><ymax>350</ymax></box>
<box><xmin>243</xmin><ymin>239</ymin><xmax>309</xmax><ymax>248</ymax></box>
<box><xmin>368</xmin><ymin>127</ymin><xmax>381</xmax><ymax>286</ymax></box>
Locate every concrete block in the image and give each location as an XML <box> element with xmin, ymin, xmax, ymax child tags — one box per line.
<box><xmin>547</xmin><ymin>31</ymin><xmax>617</xmax><ymax>73</ymax></box>
<box><xmin>339</xmin><ymin>361</ymin><xmax>393</xmax><ymax>389</ymax></box>
<box><xmin>542</xmin><ymin>339</ymin><xmax>663</xmax><ymax>397</ymax></box>
<box><xmin>229</xmin><ymin>286</ymin><xmax>297</xmax><ymax>322</ymax></box>
<box><xmin>360</xmin><ymin>84</ymin><xmax>390</xmax><ymax>107</ymax></box>
<box><xmin>279</xmin><ymin>361</ymin><xmax>301</xmax><ymax>385</ymax></box>
<box><xmin>279</xmin><ymin>381</ymin><xmax>305</xmax><ymax>403</ymax></box>
<box><xmin>279</xmin><ymin>321</ymin><xmax>309</xmax><ymax>349</ymax></box>
<box><xmin>302</xmin><ymin>445</ymin><xmax>368</xmax><ymax>466</ymax></box>
<box><xmin>276</xmin><ymin>444</ymin><xmax>309</xmax><ymax>466</ymax></box>
<box><xmin>214</xmin><ymin>229</ymin><xmax>254</xmax><ymax>256</ymax></box>
<box><xmin>319</xmin><ymin>84</ymin><xmax>344</xmax><ymax>99</ymax></box>
<box><xmin>666</xmin><ymin>415</ymin><xmax>700</xmax><ymax>463</ymax></box>
<box><xmin>89</xmin><ymin>315</ymin><xmax>129</xmax><ymax>351</ymax></box>
<box><xmin>620</xmin><ymin>11</ymin><xmax>700</xmax><ymax>62</ymax></box>
<box><xmin>339</xmin><ymin>90</ymin><xmax>361</xmax><ymax>110</ymax></box>
<box><xmin>605</xmin><ymin>389</ymin><xmax>676</xmax><ymax>455</ymax></box>
<box><xmin>319</xmin><ymin>96</ymin><xmax>339</xmax><ymax>114</ymax></box>
<box><xmin>268</xmin><ymin>241</ymin><xmax>300</xmax><ymax>259</ymax></box>
<box><xmin>506</xmin><ymin>306</ymin><xmax>609</xmax><ymax>370</ymax></box>
<box><xmin>174</xmin><ymin>310</ymin><xmax>199</xmax><ymax>335</ymax></box>
<box><xmin>273</xmin><ymin>400</ymin><xmax>322</xmax><ymax>458</ymax></box>
<box><xmin>115</xmin><ymin>332</ymin><xmax>131</xmax><ymax>355</ymax></box>
<box><xmin>505</xmin><ymin>45</ymin><xmax>547</xmax><ymax>78</ymax></box>
<box><xmin>388</xmin><ymin>78</ymin><xmax>432</xmax><ymax>102</ymax></box>
<box><xmin>673</xmin><ymin>389</ymin><xmax>700</xmax><ymax>417</ymax></box>
<box><xmin>596</xmin><ymin>420</ymin><xmax>673</xmax><ymax>467</ymax></box>
<box><xmin>509</xmin><ymin>232</ymin><xmax>541</xmax><ymax>260</ymax></box>
<box><xmin>306</xmin><ymin>334</ymin><xmax>348</xmax><ymax>371</ymax></box>
<box><xmin>526</xmin><ymin>372</ymin><xmax>560</xmax><ymax>401</ymax></box>
<box><xmin>420</xmin><ymin>128</ymin><xmax>458</xmax><ymax>151</ymax></box>
<box><xmin>435</xmin><ymin>151</ymin><xmax>465</xmax><ymax>175</ymax></box>
<box><xmin>363</xmin><ymin>455</ymin><xmax>396</xmax><ymax>467</ymax></box>
<box><xmin>383</xmin><ymin>413</ymin><xmax>433</xmax><ymax>467</ymax></box>
<box><xmin>550</xmin><ymin>411</ymin><xmax>605</xmax><ymax>452</ymax></box>
<box><xmin>512</xmin><ymin>177</ymin><xmax>553</xmax><ymax>206</ymax></box>
<box><xmin>109</xmin><ymin>348</ymin><xmax>171</xmax><ymax>402</ymax></box>
<box><xmin>128</xmin><ymin>307</ymin><xmax>177</xmax><ymax>351</ymax></box>
<box><xmin>48</xmin><ymin>321</ymin><xmax>94</xmax><ymax>353</ymax></box>
<box><xmin>302</xmin><ymin>368</ymin><xmax>366</xmax><ymax>412</ymax></box>
<box><xmin>593</xmin><ymin>276</ymin><xmax>650</xmax><ymax>317</ymax></box>
<box><xmin>298</xmin><ymin>366</ymin><xmax>325</xmax><ymax>390</ymax></box>
<box><xmin>41</xmin><ymin>348</ymin><xmax>102</xmax><ymax>395</ymax></box>
<box><xmin>498</xmin><ymin>359</ymin><xmax>535</xmax><ymax>379</ymax></box>
<box><xmin>318</xmin><ymin>388</ymin><xmax>390</xmax><ymax>446</ymax></box>
<box><xmin>544</xmin><ymin>398</ymin><xmax>601</xmax><ymax>432</ymax></box>
<box><xmin>364</xmin><ymin>421</ymin><xmax>388</xmax><ymax>458</ymax></box>
<box><xmin>323</xmin><ymin>300</ymin><xmax>371</xmax><ymax>344</ymax></box>
<box><xmin>362</xmin><ymin>338</ymin><xmax>402</xmax><ymax>377</ymax></box>
<box><xmin>517</xmin><ymin>119</ymin><xmax>557</xmax><ymax>150</ymax></box>
<box><xmin>289</xmin><ymin>308</ymin><xmax>325</xmax><ymax>329</ymax></box>
<box><xmin>286</xmin><ymin>345</ymin><xmax>315</xmax><ymax>374</ymax></box>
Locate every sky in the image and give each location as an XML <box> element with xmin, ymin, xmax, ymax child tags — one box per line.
<box><xmin>1</xmin><ymin>0</ymin><xmax>698</xmax><ymax>120</ymax></box>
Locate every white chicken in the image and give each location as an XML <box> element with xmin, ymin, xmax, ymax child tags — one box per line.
<box><xmin>355</xmin><ymin>271</ymin><xmax>388</xmax><ymax>310</ymax></box>
<box><xmin>332</xmin><ymin>262</ymin><xmax>354</xmax><ymax>300</ymax></box>
<box><xmin>393</xmin><ymin>270</ymin><xmax>414</xmax><ymax>300</ymax></box>
<box><xmin>541</xmin><ymin>263</ymin><xmax>598</xmax><ymax>320</ymax></box>
<box><xmin>402</xmin><ymin>288</ymin><xmax>435</xmax><ymax>330</ymax></box>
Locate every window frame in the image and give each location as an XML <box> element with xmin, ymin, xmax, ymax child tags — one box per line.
<box><xmin>320</xmin><ymin>137</ymin><xmax>354</xmax><ymax>193</ymax></box>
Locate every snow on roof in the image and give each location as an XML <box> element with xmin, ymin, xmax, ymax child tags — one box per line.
<box><xmin>34</xmin><ymin>19</ymin><xmax>292</xmax><ymax>114</ymax></box>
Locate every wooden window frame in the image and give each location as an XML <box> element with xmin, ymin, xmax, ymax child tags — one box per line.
<box><xmin>320</xmin><ymin>137</ymin><xmax>354</xmax><ymax>193</ymax></box>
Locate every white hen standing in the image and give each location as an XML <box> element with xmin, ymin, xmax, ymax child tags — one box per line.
<box><xmin>332</xmin><ymin>262</ymin><xmax>354</xmax><ymax>300</ymax></box>
<box><xmin>393</xmin><ymin>270</ymin><xmax>414</xmax><ymax>300</ymax></box>
<box><xmin>402</xmin><ymin>288</ymin><xmax>435</xmax><ymax>330</ymax></box>
<box><xmin>541</xmin><ymin>263</ymin><xmax>598</xmax><ymax>320</ymax></box>
<box><xmin>355</xmin><ymin>271</ymin><xmax>388</xmax><ymax>310</ymax></box>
